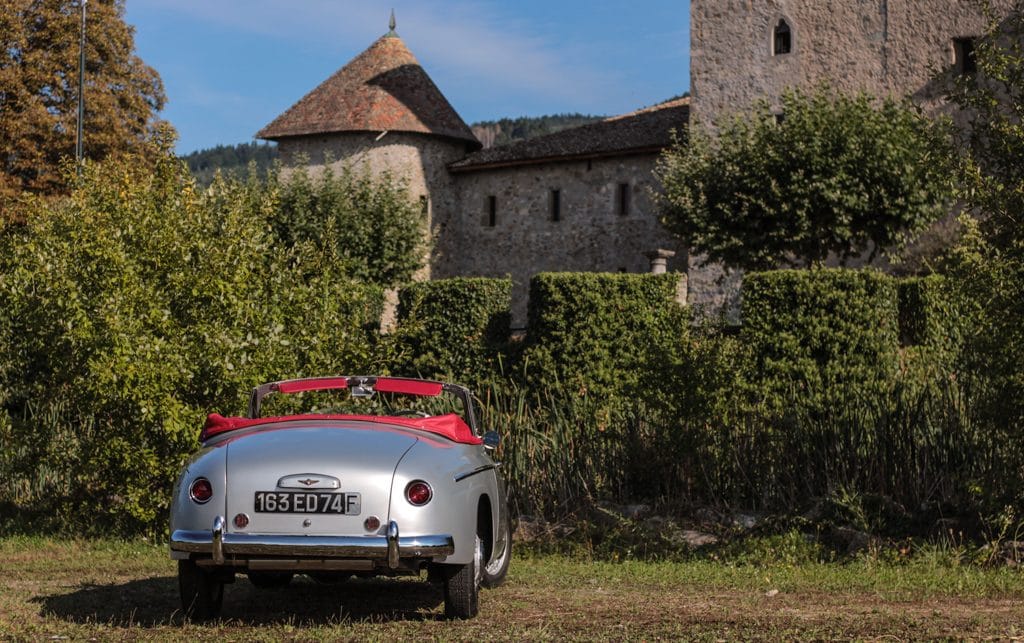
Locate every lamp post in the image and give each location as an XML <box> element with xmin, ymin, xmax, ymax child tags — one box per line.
<box><xmin>76</xmin><ymin>0</ymin><xmax>87</xmax><ymax>172</ymax></box>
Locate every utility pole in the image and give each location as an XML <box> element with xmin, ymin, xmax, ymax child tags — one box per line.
<box><xmin>76</xmin><ymin>0</ymin><xmax>87</xmax><ymax>173</ymax></box>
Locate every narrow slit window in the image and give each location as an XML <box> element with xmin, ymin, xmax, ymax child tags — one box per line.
<box><xmin>954</xmin><ymin>37</ymin><xmax>977</xmax><ymax>75</ymax></box>
<box><xmin>486</xmin><ymin>195</ymin><xmax>497</xmax><ymax>227</ymax></box>
<box><xmin>550</xmin><ymin>189</ymin><xmax>561</xmax><ymax>222</ymax></box>
<box><xmin>419</xmin><ymin>195</ymin><xmax>429</xmax><ymax>217</ymax></box>
<box><xmin>616</xmin><ymin>183</ymin><xmax>631</xmax><ymax>216</ymax></box>
<box><xmin>773</xmin><ymin>19</ymin><xmax>792</xmax><ymax>56</ymax></box>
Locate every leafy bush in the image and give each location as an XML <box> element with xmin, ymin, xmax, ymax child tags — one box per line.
<box><xmin>392</xmin><ymin>277</ymin><xmax>512</xmax><ymax>385</ymax></box>
<box><xmin>0</xmin><ymin>135</ymin><xmax>387</xmax><ymax>534</ymax></box>
<box><xmin>523</xmin><ymin>272</ymin><xmax>688</xmax><ymax>397</ymax></box>
<box><xmin>269</xmin><ymin>163</ymin><xmax>426</xmax><ymax>288</ymax></box>
<box><xmin>740</xmin><ymin>269</ymin><xmax>899</xmax><ymax>406</ymax></box>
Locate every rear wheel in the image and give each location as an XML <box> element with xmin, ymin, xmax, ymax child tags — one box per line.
<box><xmin>442</xmin><ymin>535</ymin><xmax>481</xmax><ymax>619</ymax></box>
<box><xmin>481</xmin><ymin>513</ymin><xmax>511</xmax><ymax>589</ymax></box>
<box><xmin>247</xmin><ymin>571</ymin><xmax>293</xmax><ymax>589</ymax></box>
<box><xmin>178</xmin><ymin>560</ymin><xmax>224</xmax><ymax>620</ymax></box>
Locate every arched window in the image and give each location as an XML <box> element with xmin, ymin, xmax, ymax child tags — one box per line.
<box><xmin>773</xmin><ymin>19</ymin><xmax>792</xmax><ymax>56</ymax></box>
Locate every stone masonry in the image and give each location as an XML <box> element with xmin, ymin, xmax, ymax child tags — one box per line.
<box><xmin>446</xmin><ymin>154</ymin><xmax>686</xmax><ymax>326</ymax></box>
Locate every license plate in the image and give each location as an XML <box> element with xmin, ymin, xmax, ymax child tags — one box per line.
<box><xmin>254</xmin><ymin>491</ymin><xmax>361</xmax><ymax>515</ymax></box>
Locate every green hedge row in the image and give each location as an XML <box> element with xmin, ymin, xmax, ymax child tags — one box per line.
<box><xmin>522</xmin><ymin>272</ymin><xmax>688</xmax><ymax>396</ymax></box>
<box><xmin>740</xmin><ymin>269</ymin><xmax>900</xmax><ymax>404</ymax></box>
<box><xmin>392</xmin><ymin>277</ymin><xmax>512</xmax><ymax>384</ymax></box>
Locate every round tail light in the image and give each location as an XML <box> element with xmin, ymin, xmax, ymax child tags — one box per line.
<box><xmin>405</xmin><ymin>480</ymin><xmax>432</xmax><ymax>506</ymax></box>
<box><xmin>189</xmin><ymin>477</ymin><xmax>213</xmax><ymax>504</ymax></box>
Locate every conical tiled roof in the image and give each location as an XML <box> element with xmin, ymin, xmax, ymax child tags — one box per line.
<box><xmin>257</xmin><ymin>32</ymin><xmax>480</xmax><ymax>148</ymax></box>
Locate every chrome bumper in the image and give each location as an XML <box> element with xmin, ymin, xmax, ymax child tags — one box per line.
<box><xmin>170</xmin><ymin>517</ymin><xmax>454</xmax><ymax>569</ymax></box>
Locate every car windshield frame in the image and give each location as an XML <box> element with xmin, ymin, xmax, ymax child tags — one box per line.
<box><xmin>247</xmin><ymin>376</ymin><xmax>480</xmax><ymax>435</ymax></box>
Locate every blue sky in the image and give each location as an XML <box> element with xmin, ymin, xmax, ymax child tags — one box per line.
<box><xmin>124</xmin><ymin>1</ymin><xmax>691</xmax><ymax>154</ymax></box>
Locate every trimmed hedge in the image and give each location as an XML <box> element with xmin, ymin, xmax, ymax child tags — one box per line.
<box><xmin>392</xmin><ymin>277</ymin><xmax>512</xmax><ymax>384</ymax></box>
<box><xmin>897</xmin><ymin>275</ymin><xmax>961</xmax><ymax>349</ymax></box>
<box><xmin>523</xmin><ymin>272</ymin><xmax>687</xmax><ymax>396</ymax></box>
<box><xmin>740</xmin><ymin>269</ymin><xmax>899</xmax><ymax>401</ymax></box>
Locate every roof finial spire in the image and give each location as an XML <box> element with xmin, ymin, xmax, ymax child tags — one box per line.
<box><xmin>388</xmin><ymin>9</ymin><xmax>396</xmax><ymax>35</ymax></box>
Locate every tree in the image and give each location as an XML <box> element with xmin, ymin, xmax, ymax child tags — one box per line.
<box><xmin>0</xmin><ymin>0</ymin><xmax>167</xmax><ymax>206</ymax></box>
<box><xmin>0</xmin><ymin>130</ymin><xmax>385</xmax><ymax>533</ymax></box>
<box><xmin>657</xmin><ymin>86</ymin><xmax>955</xmax><ymax>271</ymax></box>
<box><xmin>269</xmin><ymin>164</ymin><xmax>428</xmax><ymax>288</ymax></box>
<box><xmin>944</xmin><ymin>4</ymin><xmax>1024</xmax><ymax>432</ymax></box>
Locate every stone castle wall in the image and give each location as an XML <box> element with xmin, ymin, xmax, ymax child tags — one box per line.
<box><xmin>690</xmin><ymin>0</ymin><xmax>1010</xmax><ymax>125</ymax></box>
<box><xmin>449</xmin><ymin>155</ymin><xmax>686</xmax><ymax>326</ymax></box>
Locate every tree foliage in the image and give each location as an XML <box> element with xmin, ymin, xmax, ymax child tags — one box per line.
<box><xmin>269</xmin><ymin>164</ymin><xmax>427</xmax><ymax>288</ymax></box>
<box><xmin>0</xmin><ymin>0</ymin><xmax>166</xmax><ymax>206</ymax></box>
<box><xmin>0</xmin><ymin>130</ymin><xmax>391</xmax><ymax>533</ymax></box>
<box><xmin>657</xmin><ymin>86</ymin><xmax>955</xmax><ymax>271</ymax></box>
<box><xmin>944</xmin><ymin>4</ymin><xmax>1024</xmax><ymax>432</ymax></box>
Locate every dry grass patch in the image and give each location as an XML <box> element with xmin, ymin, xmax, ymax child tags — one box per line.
<box><xmin>0</xmin><ymin>537</ymin><xmax>1022</xmax><ymax>640</ymax></box>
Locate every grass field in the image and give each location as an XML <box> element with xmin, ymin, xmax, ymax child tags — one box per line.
<box><xmin>1</xmin><ymin>536</ymin><xmax>1023</xmax><ymax>640</ymax></box>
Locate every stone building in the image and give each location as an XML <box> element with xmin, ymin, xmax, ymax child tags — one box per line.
<box><xmin>690</xmin><ymin>0</ymin><xmax>1013</xmax><ymax>124</ymax></box>
<box><xmin>258</xmin><ymin>22</ymin><xmax>689</xmax><ymax>326</ymax></box>
<box><xmin>259</xmin><ymin>4</ymin><xmax>1016</xmax><ymax>324</ymax></box>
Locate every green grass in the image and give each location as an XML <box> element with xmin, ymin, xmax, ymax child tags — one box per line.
<box><xmin>1</xmin><ymin>537</ymin><xmax>1022</xmax><ymax>640</ymax></box>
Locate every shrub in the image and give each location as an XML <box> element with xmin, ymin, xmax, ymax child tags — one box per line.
<box><xmin>392</xmin><ymin>277</ymin><xmax>512</xmax><ymax>385</ymax></box>
<box><xmin>523</xmin><ymin>272</ymin><xmax>688</xmax><ymax>397</ymax></box>
<box><xmin>740</xmin><ymin>269</ymin><xmax>899</xmax><ymax>407</ymax></box>
<box><xmin>269</xmin><ymin>163</ymin><xmax>427</xmax><ymax>288</ymax></box>
<box><xmin>0</xmin><ymin>137</ymin><xmax>386</xmax><ymax>534</ymax></box>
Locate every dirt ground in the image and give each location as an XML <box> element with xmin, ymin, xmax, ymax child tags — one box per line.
<box><xmin>2</xmin><ymin>538</ymin><xmax>1022</xmax><ymax>641</ymax></box>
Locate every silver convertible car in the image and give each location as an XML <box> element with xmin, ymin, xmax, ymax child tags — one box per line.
<box><xmin>169</xmin><ymin>376</ymin><xmax>510</xmax><ymax>619</ymax></box>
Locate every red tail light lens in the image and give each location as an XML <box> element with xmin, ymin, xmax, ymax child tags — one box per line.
<box><xmin>189</xmin><ymin>477</ymin><xmax>213</xmax><ymax>504</ymax></box>
<box><xmin>405</xmin><ymin>480</ymin><xmax>432</xmax><ymax>506</ymax></box>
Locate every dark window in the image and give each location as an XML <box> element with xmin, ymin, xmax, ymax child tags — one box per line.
<box><xmin>954</xmin><ymin>37</ymin><xmax>977</xmax><ymax>75</ymax></box>
<box><xmin>550</xmin><ymin>189</ymin><xmax>561</xmax><ymax>222</ymax></box>
<box><xmin>419</xmin><ymin>195</ymin><xmax>429</xmax><ymax>216</ymax></box>
<box><xmin>774</xmin><ymin>112</ymin><xmax>786</xmax><ymax>125</ymax></box>
<box><xmin>616</xmin><ymin>183</ymin><xmax>631</xmax><ymax>216</ymax></box>
<box><xmin>486</xmin><ymin>195</ymin><xmax>497</xmax><ymax>227</ymax></box>
<box><xmin>773</xmin><ymin>19</ymin><xmax>792</xmax><ymax>56</ymax></box>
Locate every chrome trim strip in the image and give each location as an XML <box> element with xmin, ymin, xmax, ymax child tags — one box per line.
<box><xmin>211</xmin><ymin>515</ymin><xmax>225</xmax><ymax>565</ymax></box>
<box><xmin>386</xmin><ymin>520</ymin><xmax>400</xmax><ymax>569</ymax></box>
<box><xmin>453</xmin><ymin>464</ymin><xmax>496</xmax><ymax>483</ymax></box>
<box><xmin>170</xmin><ymin>530</ymin><xmax>455</xmax><ymax>560</ymax></box>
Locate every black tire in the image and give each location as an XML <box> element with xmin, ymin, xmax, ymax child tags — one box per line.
<box><xmin>178</xmin><ymin>560</ymin><xmax>224</xmax><ymax>620</ymax></box>
<box><xmin>442</xmin><ymin>536</ymin><xmax>481</xmax><ymax>619</ymax></box>
<box><xmin>247</xmin><ymin>571</ymin><xmax>294</xmax><ymax>589</ymax></box>
<box><xmin>481</xmin><ymin>513</ymin><xmax>511</xmax><ymax>589</ymax></box>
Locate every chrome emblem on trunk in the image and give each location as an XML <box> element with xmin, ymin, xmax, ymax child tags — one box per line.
<box><xmin>277</xmin><ymin>473</ymin><xmax>340</xmax><ymax>490</ymax></box>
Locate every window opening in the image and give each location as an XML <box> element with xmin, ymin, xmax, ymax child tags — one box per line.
<box><xmin>773</xmin><ymin>19</ymin><xmax>792</xmax><ymax>56</ymax></box>
<box><xmin>954</xmin><ymin>37</ymin><xmax>977</xmax><ymax>75</ymax></box>
<box><xmin>550</xmin><ymin>189</ymin><xmax>561</xmax><ymax>222</ymax></box>
<box><xmin>616</xmin><ymin>183</ymin><xmax>631</xmax><ymax>216</ymax></box>
<box><xmin>486</xmin><ymin>195</ymin><xmax>497</xmax><ymax>227</ymax></box>
<box><xmin>419</xmin><ymin>195</ymin><xmax>429</xmax><ymax>217</ymax></box>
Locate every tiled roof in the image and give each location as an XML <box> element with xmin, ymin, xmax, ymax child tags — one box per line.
<box><xmin>257</xmin><ymin>33</ymin><xmax>480</xmax><ymax>147</ymax></box>
<box><xmin>449</xmin><ymin>97</ymin><xmax>689</xmax><ymax>172</ymax></box>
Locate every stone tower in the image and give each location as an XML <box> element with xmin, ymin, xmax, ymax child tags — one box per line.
<box><xmin>690</xmin><ymin>0</ymin><xmax>1010</xmax><ymax>125</ymax></box>
<box><xmin>256</xmin><ymin>17</ymin><xmax>481</xmax><ymax>279</ymax></box>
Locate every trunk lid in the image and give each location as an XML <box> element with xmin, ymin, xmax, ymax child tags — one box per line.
<box><xmin>223</xmin><ymin>421</ymin><xmax>417</xmax><ymax>536</ymax></box>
